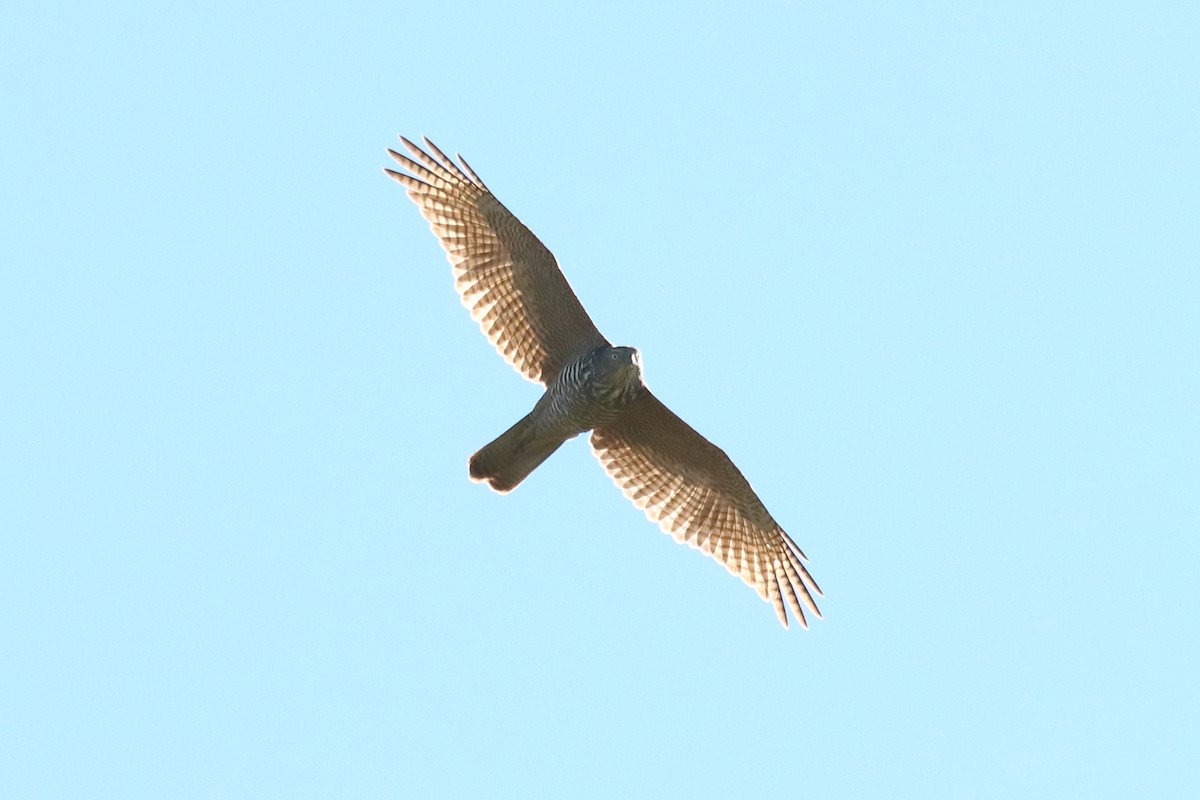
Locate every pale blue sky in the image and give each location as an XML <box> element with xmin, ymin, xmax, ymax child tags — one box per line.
<box><xmin>3</xmin><ymin>1</ymin><xmax>1198</xmax><ymax>797</ymax></box>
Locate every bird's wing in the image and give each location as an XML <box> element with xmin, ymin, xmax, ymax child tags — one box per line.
<box><xmin>385</xmin><ymin>137</ymin><xmax>607</xmax><ymax>385</ymax></box>
<box><xmin>590</xmin><ymin>390</ymin><xmax>823</xmax><ymax>628</ymax></box>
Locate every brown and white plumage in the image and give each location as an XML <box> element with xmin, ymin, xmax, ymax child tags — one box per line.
<box><xmin>385</xmin><ymin>136</ymin><xmax>823</xmax><ymax>628</ymax></box>
<box><xmin>590</xmin><ymin>391</ymin><xmax>822</xmax><ymax>628</ymax></box>
<box><xmin>385</xmin><ymin>137</ymin><xmax>606</xmax><ymax>385</ymax></box>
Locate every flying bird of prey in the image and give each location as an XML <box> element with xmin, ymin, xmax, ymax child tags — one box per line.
<box><xmin>384</xmin><ymin>137</ymin><xmax>823</xmax><ymax>628</ymax></box>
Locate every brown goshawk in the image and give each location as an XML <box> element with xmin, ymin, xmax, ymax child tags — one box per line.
<box><xmin>385</xmin><ymin>137</ymin><xmax>823</xmax><ymax>629</ymax></box>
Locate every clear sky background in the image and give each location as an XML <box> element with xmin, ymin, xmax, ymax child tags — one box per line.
<box><xmin>3</xmin><ymin>2</ymin><xmax>1197</xmax><ymax>797</ymax></box>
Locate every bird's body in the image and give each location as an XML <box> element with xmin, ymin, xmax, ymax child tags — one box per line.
<box><xmin>385</xmin><ymin>137</ymin><xmax>823</xmax><ymax>628</ymax></box>
<box><xmin>543</xmin><ymin>345</ymin><xmax>644</xmax><ymax>431</ymax></box>
<box><xmin>471</xmin><ymin>345</ymin><xmax>643</xmax><ymax>492</ymax></box>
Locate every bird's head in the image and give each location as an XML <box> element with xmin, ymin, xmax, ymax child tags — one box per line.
<box><xmin>601</xmin><ymin>345</ymin><xmax>642</xmax><ymax>378</ymax></box>
<box><xmin>592</xmin><ymin>345</ymin><xmax>644</xmax><ymax>401</ymax></box>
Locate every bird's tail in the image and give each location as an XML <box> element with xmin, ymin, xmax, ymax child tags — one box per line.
<box><xmin>469</xmin><ymin>413</ymin><xmax>565</xmax><ymax>493</ymax></box>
